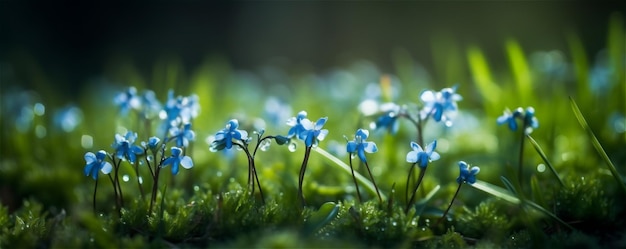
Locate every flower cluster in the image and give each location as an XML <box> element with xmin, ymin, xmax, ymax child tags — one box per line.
<box><xmin>84</xmin><ymin>87</ymin><xmax>198</xmax><ymax>213</ymax></box>
<box><xmin>497</xmin><ymin>106</ymin><xmax>539</xmax><ymax>134</ymax></box>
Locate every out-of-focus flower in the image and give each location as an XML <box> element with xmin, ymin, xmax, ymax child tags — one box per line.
<box><xmin>371</xmin><ymin>103</ymin><xmax>402</xmax><ymax>134</ymax></box>
<box><xmin>114</xmin><ymin>87</ymin><xmax>141</xmax><ymax>115</ymax></box>
<box><xmin>142</xmin><ymin>136</ymin><xmax>161</xmax><ymax>151</ymax></box>
<box><xmin>497</xmin><ymin>108</ymin><xmax>523</xmax><ymax>131</ymax></box>
<box><xmin>420</xmin><ymin>86</ymin><xmax>462</xmax><ymax>124</ymax></box>
<box><xmin>170</xmin><ymin>123</ymin><xmax>196</xmax><ymax>148</ymax></box>
<box><xmin>524</xmin><ymin>107</ymin><xmax>539</xmax><ymax>134</ymax></box>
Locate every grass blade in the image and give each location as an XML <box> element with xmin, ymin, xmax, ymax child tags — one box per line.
<box><xmin>470</xmin><ymin>180</ymin><xmax>520</xmax><ymax>204</ymax></box>
<box><xmin>414</xmin><ymin>185</ymin><xmax>441</xmax><ymax>216</ymax></box>
<box><xmin>525</xmin><ymin>200</ymin><xmax>575</xmax><ymax>231</ymax></box>
<box><xmin>526</xmin><ymin>134</ymin><xmax>565</xmax><ymax>186</ymax></box>
<box><xmin>500</xmin><ymin>176</ymin><xmax>518</xmax><ymax>196</ymax></box>
<box><xmin>313</xmin><ymin>147</ymin><xmax>387</xmax><ymax>200</ymax></box>
<box><xmin>570</xmin><ymin>97</ymin><xmax>626</xmax><ymax>195</ymax></box>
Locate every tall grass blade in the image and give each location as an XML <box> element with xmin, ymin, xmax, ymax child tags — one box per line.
<box><xmin>414</xmin><ymin>185</ymin><xmax>441</xmax><ymax>216</ymax></box>
<box><xmin>526</xmin><ymin>134</ymin><xmax>565</xmax><ymax>186</ymax></box>
<box><xmin>467</xmin><ymin>46</ymin><xmax>501</xmax><ymax>117</ymax></box>
<box><xmin>500</xmin><ymin>176</ymin><xmax>518</xmax><ymax>196</ymax></box>
<box><xmin>470</xmin><ymin>180</ymin><xmax>520</xmax><ymax>204</ymax></box>
<box><xmin>505</xmin><ymin>39</ymin><xmax>533</xmax><ymax>105</ymax></box>
<box><xmin>570</xmin><ymin>97</ymin><xmax>626</xmax><ymax>195</ymax></box>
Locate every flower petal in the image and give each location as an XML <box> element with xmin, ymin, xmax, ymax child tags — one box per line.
<box><xmin>317</xmin><ymin>129</ymin><xmax>328</xmax><ymax>141</ymax></box>
<box><xmin>363</xmin><ymin>142</ymin><xmax>378</xmax><ymax>153</ymax></box>
<box><xmin>180</xmin><ymin>156</ymin><xmax>193</xmax><ymax>169</ymax></box>
<box><xmin>101</xmin><ymin>162</ymin><xmax>113</xmax><ymax>174</ymax></box>
<box><xmin>420</xmin><ymin>90</ymin><xmax>436</xmax><ymax>103</ymax></box>
<box><xmin>410</xmin><ymin>142</ymin><xmax>423</xmax><ymax>152</ymax></box>
<box><xmin>171</xmin><ymin>160</ymin><xmax>180</xmax><ymax>175</ymax></box>
<box><xmin>162</xmin><ymin>157</ymin><xmax>174</xmax><ymax>167</ymax></box>
<box><xmin>314</xmin><ymin>117</ymin><xmax>328</xmax><ymax>130</ymax></box>
<box><xmin>300</xmin><ymin>119</ymin><xmax>314</xmax><ymax>130</ymax></box>
<box><xmin>430</xmin><ymin>151</ymin><xmax>440</xmax><ymax>161</ymax></box>
<box><xmin>406</xmin><ymin>151</ymin><xmax>418</xmax><ymax>163</ymax></box>
<box><xmin>84</xmin><ymin>152</ymin><xmax>96</xmax><ymax>164</ymax></box>
<box><xmin>84</xmin><ymin>163</ymin><xmax>94</xmax><ymax>177</ymax></box>
<box><xmin>426</xmin><ymin>140</ymin><xmax>437</xmax><ymax>153</ymax></box>
<box><xmin>346</xmin><ymin>141</ymin><xmax>357</xmax><ymax>153</ymax></box>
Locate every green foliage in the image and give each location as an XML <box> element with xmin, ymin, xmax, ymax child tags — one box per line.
<box><xmin>456</xmin><ymin>200</ymin><xmax>510</xmax><ymax>241</ymax></box>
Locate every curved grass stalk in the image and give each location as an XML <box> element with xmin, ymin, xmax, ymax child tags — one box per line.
<box><xmin>526</xmin><ymin>134</ymin><xmax>564</xmax><ymax>187</ymax></box>
<box><xmin>312</xmin><ymin>147</ymin><xmax>387</xmax><ymax>201</ymax></box>
<box><xmin>570</xmin><ymin>97</ymin><xmax>626</xmax><ymax>195</ymax></box>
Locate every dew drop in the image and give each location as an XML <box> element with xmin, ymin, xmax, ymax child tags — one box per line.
<box><xmin>122</xmin><ymin>175</ymin><xmax>130</xmax><ymax>182</ymax></box>
<box><xmin>138</xmin><ymin>176</ymin><xmax>143</xmax><ymax>184</ymax></box>
<box><xmin>146</xmin><ymin>155</ymin><xmax>154</xmax><ymax>162</ymax></box>
<box><xmin>259</xmin><ymin>139</ymin><xmax>271</xmax><ymax>151</ymax></box>
<box><xmin>209</xmin><ymin>146</ymin><xmax>218</xmax><ymax>152</ymax></box>
<box><xmin>288</xmin><ymin>142</ymin><xmax>297</xmax><ymax>152</ymax></box>
<box><xmin>194</xmin><ymin>185</ymin><xmax>200</xmax><ymax>191</ymax></box>
<box><xmin>392</xmin><ymin>221</ymin><xmax>398</xmax><ymax>227</ymax></box>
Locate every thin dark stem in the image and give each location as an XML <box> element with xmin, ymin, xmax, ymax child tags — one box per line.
<box><xmin>405</xmin><ymin>163</ymin><xmax>415</xmax><ymax>206</ymax></box>
<box><xmin>253</xmin><ymin>136</ymin><xmax>275</xmax><ymax>158</ymax></box>
<box><xmin>436</xmin><ymin>183</ymin><xmax>463</xmax><ymax>227</ymax></box>
<box><xmin>108</xmin><ymin>174</ymin><xmax>119</xmax><ymax>214</ymax></box>
<box><xmin>298</xmin><ymin>146</ymin><xmax>312</xmax><ymax>207</ymax></box>
<box><xmin>363</xmin><ymin>161</ymin><xmax>382</xmax><ymax>204</ymax></box>
<box><xmin>349</xmin><ymin>155</ymin><xmax>362</xmax><ymax>203</ymax></box>
<box><xmin>93</xmin><ymin>178</ymin><xmax>98</xmax><ymax>214</ymax></box>
<box><xmin>116</xmin><ymin>158</ymin><xmax>125</xmax><ymax>208</ymax></box>
<box><xmin>405</xmin><ymin>167</ymin><xmax>426</xmax><ymax>214</ymax></box>
<box><xmin>149</xmin><ymin>165</ymin><xmax>161</xmax><ymax>214</ymax></box>
<box><xmin>237</xmin><ymin>142</ymin><xmax>265</xmax><ymax>204</ymax></box>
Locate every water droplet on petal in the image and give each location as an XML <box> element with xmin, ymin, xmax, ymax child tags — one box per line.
<box><xmin>288</xmin><ymin>142</ymin><xmax>297</xmax><ymax>152</ymax></box>
<box><xmin>122</xmin><ymin>175</ymin><xmax>130</xmax><ymax>182</ymax></box>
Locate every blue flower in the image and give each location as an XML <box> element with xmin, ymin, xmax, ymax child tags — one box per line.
<box><xmin>406</xmin><ymin>140</ymin><xmax>440</xmax><ymax>169</ymax></box>
<box><xmin>372</xmin><ymin>103</ymin><xmax>401</xmax><ymax>134</ymax></box>
<box><xmin>161</xmin><ymin>90</ymin><xmax>200</xmax><ymax>128</ymax></box>
<box><xmin>114</xmin><ymin>87</ymin><xmax>141</xmax><ymax>115</ymax></box>
<box><xmin>456</xmin><ymin>161</ymin><xmax>480</xmax><ymax>184</ymax></box>
<box><xmin>162</xmin><ymin>147</ymin><xmax>193</xmax><ymax>175</ymax></box>
<box><xmin>140</xmin><ymin>90</ymin><xmax>162</xmax><ymax>119</ymax></box>
<box><xmin>286</xmin><ymin>111</ymin><xmax>309</xmax><ymax>140</ymax></box>
<box><xmin>497</xmin><ymin>107</ymin><xmax>523</xmax><ymax>131</ymax></box>
<box><xmin>170</xmin><ymin>123</ymin><xmax>196</xmax><ymax>148</ymax></box>
<box><xmin>84</xmin><ymin>150</ymin><xmax>112</xmax><ymax>180</ymax></box>
<box><xmin>420</xmin><ymin>86</ymin><xmax>462</xmax><ymax>123</ymax></box>
<box><xmin>524</xmin><ymin>107</ymin><xmax>539</xmax><ymax>134</ymax></box>
<box><xmin>346</xmin><ymin>129</ymin><xmax>378</xmax><ymax>163</ymax></box>
<box><xmin>300</xmin><ymin>117</ymin><xmax>329</xmax><ymax>147</ymax></box>
<box><xmin>112</xmin><ymin>131</ymin><xmax>144</xmax><ymax>163</ymax></box>
<box><xmin>142</xmin><ymin>136</ymin><xmax>161</xmax><ymax>151</ymax></box>
<box><xmin>211</xmin><ymin>119</ymin><xmax>249</xmax><ymax>150</ymax></box>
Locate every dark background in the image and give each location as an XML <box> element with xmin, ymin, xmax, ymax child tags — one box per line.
<box><xmin>1</xmin><ymin>1</ymin><xmax>623</xmax><ymax>94</ymax></box>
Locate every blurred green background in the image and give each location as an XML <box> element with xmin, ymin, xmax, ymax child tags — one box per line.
<box><xmin>0</xmin><ymin>2</ymin><xmax>625</xmax><ymax>247</ymax></box>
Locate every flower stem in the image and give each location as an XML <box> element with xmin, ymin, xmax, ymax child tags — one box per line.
<box><xmin>363</xmin><ymin>161</ymin><xmax>382</xmax><ymax>204</ymax></box>
<box><xmin>92</xmin><ymin>178</ymin><xmax>98</xmax><ymax>214</ymax></box>
<box><xmin>108</xmin><ymin>174</ymin><xmax>119</xmax><ymax>214</ymax></box>
<box><xmin>405</xmin><ymin>167</ymin><xmax>426</xmax><ymax>213</ymax></box>
<box><xmin>349</xmin><ymin>155</ymin><xmax>362</xmax><ymax>203</ymax></box>
<box><xmin>149</xmin><ymin>166</ymin><xmax>161</xmax><ymax>214</ymax></box>
<box><xmin>436</xmin><ymin>183</ymin><xmax>463</xmax><ymax>227</ymax></box>
<box><xmin>405</xmin><ymin>163</ymin><xmax>415</xmax><ymax>207</ymax></box>
<box><xmin>298</xmin><ymin>146</ymin><xmax>312</xmax><ymax>207</ymax></box>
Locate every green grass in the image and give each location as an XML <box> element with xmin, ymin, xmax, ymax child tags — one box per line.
<box><xmin>1</xmin><ymin>14</ymin><xmax>625</xmax><ymax>248</ymax></box>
